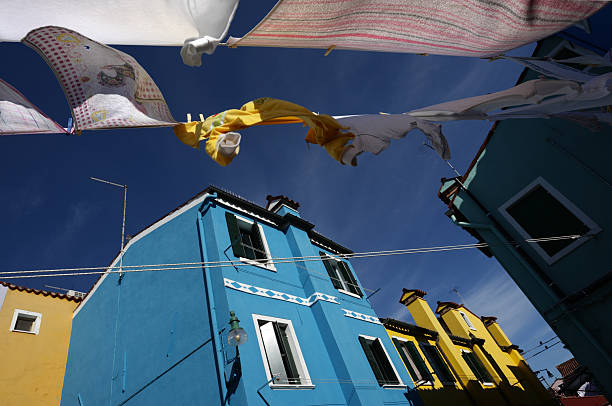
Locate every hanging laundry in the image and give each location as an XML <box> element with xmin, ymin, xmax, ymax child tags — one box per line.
<box><xmin>408</xmin><ymin>74</ymin><xmax>612</xmax><ymax>120</ymax></box>
<box><xmin>2</xmin><ymin>1</ymin><xmax>239</xmax><ymax>67</ymax></box>
<box><xmin>22</xmin><ymin>26</ymin><xmax>176</xmax><ymax>133</ymax></box>
<box><xmin>173</xmin><ymin>98</ymin><xmax>349</xmax><ymax>166</ymax></box>
<box><xmin>0</xmin><ymin>78</ymin><xmax>67</xmax><ymax>135</ymax></box>
<box><xmin>504</xmin><ymin>56</ymin><xmax>595</xmax><ymax>82</ymax></box>
<box><xmin>333</xmin><ymin>114</ymin><xmax>449</xmax><ymax>165</ymax></box>
<box><xmin>227</xmin><ymin>0</ymin><xmax>605</xmax><ymax>57</ymax></box>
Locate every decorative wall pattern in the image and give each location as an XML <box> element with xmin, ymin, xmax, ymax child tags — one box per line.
<box><xmin>224</xmin><ymin>278</ymin><xmax>338</xmax><ymax>307</ymax></box>
<box><xmin>342</xmin><ymin>309</ymin><xmax>382</xmax><ymax>325</ymax></box>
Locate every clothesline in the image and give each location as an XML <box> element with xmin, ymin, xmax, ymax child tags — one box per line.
<box><xmin>0</xmin><ymin>235</ymin><xmax>580</xmax><ymax>280</ymax></box>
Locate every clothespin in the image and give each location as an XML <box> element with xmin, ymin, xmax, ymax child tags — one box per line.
<box><xmin>199</xmin><ymin>114</ymin><xmax>205</xmax><ymax>121</ymax></box>
<box><xmin>324</xmin><ymin>45</ymin><xmax>336</xmax><ymax>56</ymax></box>
<box><xmin>187</xmin><ymin>113</ymin><xmax>192</xmax><ymax>122</ymax></box>
<box><xmin>417</xmin><ymin>53</ymin><xmax>429</xmax><ymax>56</ymax></box>
<box><xmin>65</xmin><ymin>117</ymin><xmax>73</xmax><ymax>134</ymax></box>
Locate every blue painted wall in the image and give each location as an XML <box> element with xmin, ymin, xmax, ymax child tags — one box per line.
<box><xmin>62</xmin><ymin>190</ymin><xmax>421</xmax><ymax>405</ymax></box>
<box><xmin>441</xmin><ymin>8</ymin><xmax>612</xmax><ymax>396</ymax></box>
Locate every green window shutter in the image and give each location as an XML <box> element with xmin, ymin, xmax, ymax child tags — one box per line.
<box><xmin>225</xmin><ymin>212</ymin><xmax>246</xmax><ymax>258</ymax></box>
<box><xmin>338</xmin><ymin>261</ymin><xmax>363</xmax><ymax>297</ymax></box>
<box><xmin>359</xmin><ymin>337</ymin><xmax>385</xmax><ymax>385</ymax></box>
<box><xmin>371</xmin><ymin>339</ymin><xmax>400</xmax><ymax>385</ymax></box>
<box><xmin>430</xmin><ymin>346</ymin><xmax>455</xmax><ymax>383</ymax></box>
<box><xmin>406</xmin><ymin>341</ymin><xmax>433</xmax><ymax>382</ymax></box>
<box><xmin>463</xmin><ymin>352</ymin><xmax>493</xmax><ymax>383</ymax></box>
<box><xmin>274</xmin><ymin>322</ymin><xmax>301</xmax><ymax>384</ymax></box>
<box><xmin>392</xmin><ymin>338</ymin><xmax>418</xmax><ymax>382</ymax></box>
<box><xmin>320</xmin><ymin>252</ymin><xmax>343</xmax><ymax>289</ymax></box>
<box><xmin>250</xmin><ymin>221</ymin><xmax>267</xmax><ymax>260</ymax></box>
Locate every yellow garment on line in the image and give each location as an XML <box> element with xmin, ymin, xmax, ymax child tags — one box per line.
<box><xmin>173</xmin><ymin>98</ymin><xmax>353</xmax><ymax>166</ymax></box>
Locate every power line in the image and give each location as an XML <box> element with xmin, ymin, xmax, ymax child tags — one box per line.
<box><xmin>524</xmin><ymin>341</ymin><xmax>563</xmax><ymax>360</ymax></box>
<box><xmin>521</xmin><ymin>336</ymin><xmax>559</xmax><ymax>355</ymax></box>
<box><xmin>0</xmin><ymin>235</ymin><xmax>581</xmax><ymax>281</ymax></box>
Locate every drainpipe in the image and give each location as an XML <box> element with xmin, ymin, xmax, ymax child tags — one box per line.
<box><xmin>196</xmin><ymin>194</ymin><xmax>228</xmax><ymax>404</ymax></box>
<box><xmin>434</xmin><ymin>335</ymin><xmax>478</xmax><ymax>406</ymax></box>
<box><xmin>449</xmin><ymin>216</ymin><xmax>612</xmax><ymax>367</ymax></box>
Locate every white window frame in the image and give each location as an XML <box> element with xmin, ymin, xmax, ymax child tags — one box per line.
<box><xmin>322</xmin><ymin>253</ymin><xmax>362</xmax><ymax>299</ymax></box>
<box><xmin>459</xmin><ymin>311</ymin><xmax>477</xmax><ymax>331</ymax></box>
<box><xmin>235</xmin><ymin>215</ymin><xmax>276</xmax><ymax>272</ymax></box>
<box><xmin>498</xmin><ymin>177</ymin><xmax>601</xmax><ymax>265</ymax></box>
<box><xmin>460</xmin><ymin>349</ymin><xmax>494</xmax><ymax>386</ymax></box>
<box><xmin>252</xmin><ymin>314</ymin><xmax>313</xmax><ymax>389</ymax></box>
<box><xmin>10</xmin><ymin>309</ymin><xmax>42</xmax><ymax>335</ymax></box>
<box><xmin>359</xmin><ymin>334</ymin><xmax>407</xmax><ymax>389</ymax></box>
<box><xmin>393</xmin><ymin>336</ymin><xmax>434</xmax><ymax>386</ymax></box>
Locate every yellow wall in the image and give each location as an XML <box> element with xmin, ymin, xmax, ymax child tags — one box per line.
<box><xmin>389</xmin><ymin>290</ymin><xmax>555</xmax><ymax>406</ymax></box>
<box><xmin>386</xmin><ymin>329</ymin><xmax>474</xmax><ymax>406</ymax></box>
<box><xmin>0</xmin><ymin>288</ymin><xmax>77</xmax><ymax>406</ymax></box>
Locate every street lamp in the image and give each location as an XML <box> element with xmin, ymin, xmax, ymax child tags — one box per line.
<box><xmin>90</xmin><ymin>177</ymin><xmax>127</xmax><ymax>277</ymax></box>
<box><xmin>227</xmin><ymin>311</ymin><xmax>248</xmax><ymax>347</ymax></box>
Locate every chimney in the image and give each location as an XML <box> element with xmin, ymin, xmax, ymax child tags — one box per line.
<box><xmin>265</xmin><ymin>194</ymin><xmax>300</xmax><ymax>217</ymax></box>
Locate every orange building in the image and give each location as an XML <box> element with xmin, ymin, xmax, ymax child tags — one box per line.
<box><xmin>0</xmin><ymin>281</ymin><xmax>81</xmax><ymax>405</ymax></box>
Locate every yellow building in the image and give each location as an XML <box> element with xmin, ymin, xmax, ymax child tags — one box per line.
<box><xmin>0</xmin><ymin>281</ymin><xmax>81</xmax><ymax>405</ymax></box>
<box><xmin>382</xmin><ymin>288</ymin><xmax>555</xmax><ymax>406</ymax></box>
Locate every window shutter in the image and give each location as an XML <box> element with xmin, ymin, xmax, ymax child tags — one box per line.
<box><xmin>463</xmin><ymin>352</ymin><xmax>492</xmax><ymax>383</ymax></box>
<box><xmin>407</xmin><ymin>342</ymin><xmax>433</xmax><ymax>382</ymax></box>
<box><xmin>359</xmin><ymin>337</ymin><xmax>385</xmax><ymax>385</ymax></box>
<box><xmin>320</xmin><ymin>252</ymin><xmax>343</xmax><ymax>289</ymax></box>
<box><xmin>274</xmin><ymin>323</ymin><xmax>301</xmax><ymax>384</ymax></box>
<box><xmin>338</xmin><ymin>261</ymin><xmax>363</xmax><ymax>297</ymax></box>
<box><xmin>250</xmin><ymin>221</ymin><xmax>267</xmax><ymax>260</ymax></box>
<box><xmin>431</xmin><ymin>346</ymin><xmax>455</xmax><ymax>383</ymax></box>
<box><xmin>225</xmin><ymin>212</ymin><xmax>246</xmax><ymax>258</ymax></box>
<box><xmin>392</xmin><ymin>338</ymin><xmax>419</xmax><ymax>382</ymax></box>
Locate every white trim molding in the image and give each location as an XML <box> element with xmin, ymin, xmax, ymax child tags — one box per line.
<box><xmin>498</xmin><ymin>176</ymin><xmax>601</xmax><ymax>265</ymax></box>
<box><xmin>224</xmin><ymin>278</ymin><xmax>338</xmax><ymax>307</ymax></box>
<box><xmin>252</xmin><ymin>314</ymin><xmax>314</xmax><ymax>389</ymax></box>
<box><xmin>10</xmin><ymin>309</ymin><xmax>42</xmax><ymax>335</ymax></box>
<box><xmin>342</xmin><ymin>309</ymin><xmax>382</xmax><ymax>325</ymax></box>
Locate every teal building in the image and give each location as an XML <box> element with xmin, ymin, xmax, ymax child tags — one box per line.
<box><xmin>438</xmin><ymin>10</ymin><xmax>612</xmax><ymax>397</ymax></box>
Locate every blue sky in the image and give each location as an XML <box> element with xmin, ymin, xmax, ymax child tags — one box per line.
<box><xmin>5</xmin><ymin>1</ymin><xmax>607</xmax><ymax>382</ymax></box>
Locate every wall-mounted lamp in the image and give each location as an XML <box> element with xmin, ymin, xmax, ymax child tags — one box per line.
<box><xmin>228</xmin><ymin>311</ymin><xmax>247</xmax><ymax>347</ymax></box>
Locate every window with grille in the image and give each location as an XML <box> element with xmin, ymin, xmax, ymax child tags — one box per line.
<box><xmin>419</xmin><ymin>343</ymin><xmax>456</xmax><ymax>385</ymax></box>
<box><xmin>320</xmin><ymin>252</ymin><xmax>363</xmax><ymax>297</ymax></box>
<box><xmin>392</xmin><ymin>338</ymin><xmax>433</xmax><ymax>384</ymax></box>
<box><xmin>253</xmin><ymin>315</ymin><xmax>311</xmax><ymax>387</ymax></box>
<box><xmin>461</xmin><ymin>350</ymin><xmax>493</xmax><ymax>385</ymax></box>
<box><xmin>499</xmin><ymin>177</ymin><xmax>600</xmax><ymax>264</ymax></box>
<box><xmin>225</xmin><ymin>212</ymin><xmax>275</xmax><ymax>270</ymax></box>
<box><xmin>359</xmin><ymin>336</ymin><xmax>402</xmax><ymax>387</ymax></box>
<box><xmin>10</xmin><ymin>309</ymin><xmax>42</xmax><ymax>334</ymax></box>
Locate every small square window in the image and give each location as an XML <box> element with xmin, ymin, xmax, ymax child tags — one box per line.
<box><xmin>320</xmin><ymin>253</ymin><xmax>363</xmax><ymax>298</ymax></box>
<box><xmin>359</xmin><ymin>335</ymin><xmax>404</xmax><ymax>387</ymax></box>
<box><xmin>10</xmin><ymin>309</ymin><xmax>42</xmax><ymax>335</ymax></box>
<box><xmin>225</xmin><ymin>212</ymin><xmax>275</xmax><ymax>271</ymax></box>
<box><xmin>253</xmin><ymin>314</ymin><xmax>312</xmax><ymax>388</ymax></box>
<box><xmin>499</xmin><ymin>177</ymin><xmax>600</xmax><ymax>264</ymax></box>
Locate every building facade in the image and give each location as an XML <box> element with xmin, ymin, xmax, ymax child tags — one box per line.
<box><xmin>438</xmin><ymin>10</ymin><xmax>612</xmax><ymax>397</ymax></box>
<box><xmin>60</xmin><ymin>187</ymin><xmax>422</xmax><ymax>405</ymax></box>
<box><xmin>0</xmin><ymin>281</ymin><xmax>81</xmax><ymax>405</ymax></box>
<box><xmin>383</xmin><ymin>289</ymin><xmax>554</xmax><ymax>406</ymax></box>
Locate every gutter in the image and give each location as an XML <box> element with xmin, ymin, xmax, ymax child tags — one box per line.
<box><xmin>196</xmin><ymin>193</ymin><xmax>227</xmax><ymax>404</ymax></box>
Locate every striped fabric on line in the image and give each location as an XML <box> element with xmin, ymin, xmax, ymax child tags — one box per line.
<box><xmin>228</xmin><ymin>0</ymin><xmax>606</xmax><ymax>56</ymax></box>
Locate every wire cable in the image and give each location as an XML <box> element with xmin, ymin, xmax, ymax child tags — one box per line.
<box><xmin>0</xmin><ymin>235</ymin><xmax>581</xmax><ymax>281</ymax></box>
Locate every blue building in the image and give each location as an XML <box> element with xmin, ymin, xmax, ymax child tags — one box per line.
<box><xmin>438</xmin><ymin>8</ymin><xmax>612</xmax><ymax>398</ymax></box>
<box><xmin>60</xmin><ymin>186</ymin><xmax>421</xmax><ymax>405</ymax></box>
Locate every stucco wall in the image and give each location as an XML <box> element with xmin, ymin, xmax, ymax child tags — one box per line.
<box><xmin>0</xmin><ymin>289</ymin><xmax>77</xmax><ymax>405</ymax></box>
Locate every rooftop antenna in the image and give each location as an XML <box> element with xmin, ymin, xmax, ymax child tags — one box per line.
<box><xmin>450</xmin><ymin>286</ymin><xmax>467</xmax><ymax>304</ymax></box>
